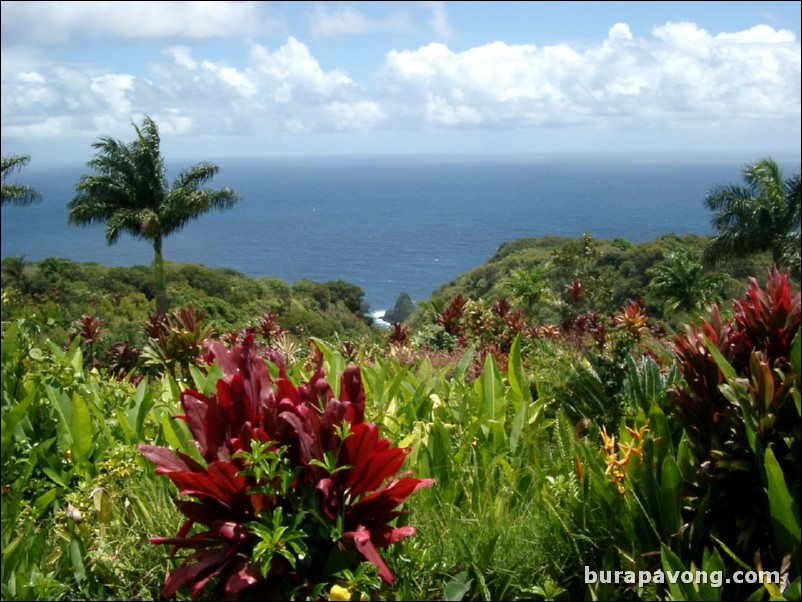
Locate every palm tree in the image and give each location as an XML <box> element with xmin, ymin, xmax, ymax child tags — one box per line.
<box><xmin>647</xmin><ymin>248</ymin><xmax>728</xmax><ymax>314</ymax></box>
<box><xmin>1</xmin><ymin>255</ymin><xmax>28</xmax><ymax>291</ymax></box>
<box><xmin>1</xmin><ymin>155</ymin><xmax>42</xmax><ymax>205</ymax></box>
<box><xmin>68</xmin><ymin>116</ymin><xmax>241</xmax><ymax>315</ymax></box>
<box><xmin>703</xmin><ymin>157</ymin><xmax>801</xmax><ymax>270</ymax></box>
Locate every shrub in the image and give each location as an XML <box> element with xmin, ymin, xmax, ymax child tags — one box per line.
<box><xmin>139</xmin><ymin>334</ymin><xmax>432</xmax><ymax>600</ymax></box>
<box><xmin>668</xmin><ymin>267</ymin><xmax>800</xmax><ymax>595</ymax></box>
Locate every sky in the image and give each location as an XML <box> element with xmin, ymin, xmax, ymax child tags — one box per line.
<box><xmin>1</xmin><ymin>1</ymin><xmax>800</xmax><ymax>164</ymax></box>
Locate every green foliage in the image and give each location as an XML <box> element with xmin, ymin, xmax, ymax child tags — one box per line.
<box><xmin>422</xmin><ymin>232</ymin><xmax>777</xmax><ymax>327</ymax></box>
<box><xmin>647</xmin><ymin>248</ymin><xmax>729</xmax><ymax>315</ymax></box>
<box><xmin>2</xmin><ymin>222</ymin><xmax>799</xmax><ymax>602</ymax></box>
<box><xmin>1</xmin><ymin>259</ymin><xmax>379</xmax><ymax>353</ymax></box>
<box><xmin>68</xmin><ymin>115</ymin><xmax>241</xmax><ymax>314</ymax></box>
<box><xmin>1</xmin><ymin>318</ymin><xmax>185</xmax><ymax>601</ymax></box>
<box><xmin>1</xmin><ymin>155</ymin><xmax>42</xmax><ymax>206</ymax></box>
<box><xmin>703</xmin><ymin>157</ymin><xmax>801</xmax><ymax>274</ymax></box>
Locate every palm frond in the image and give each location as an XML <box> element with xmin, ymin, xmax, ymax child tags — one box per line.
<box><xmin>1</xmin><ymin>155</ymin><xmax>42</xmax><ymax>206</ymax></box>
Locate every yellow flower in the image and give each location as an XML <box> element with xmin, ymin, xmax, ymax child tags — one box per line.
<box><xmin>329</xmin><ymin>584</ymin><xmax>352</xmax><ymax>601</ymax></box>
<box><xmin>599</xmin><ymin>421</ymin><xmax>649</xmax><ymax>496</ymax></box>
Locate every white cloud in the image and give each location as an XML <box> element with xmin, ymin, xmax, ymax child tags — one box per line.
<box><xmin>305</xmin><ymin>1</ymin><xmax>453</xmax><ymax>40</ymax></box>
<box><xmin>422</xmin><ymin>1</ymin><xmax>454</xmax><ymax>41</ymax></box>
<box><xmin>1</xmin><ymin>1</ymin><xmax>268</xmax><ymax>45</ymax></box>
<box><xmin>307</xmin><ymin>2</ymin><xmax>411</xmax><ymax>38</ymax></box>
<box><xmin>717</xmin><ymin>24</ymin><xmax>797</xmax><ymax>44</ymax></box>
<box><xmin>378</xmin><ymin>22</ymin><xmax>800</xmax><ymax>128</ymax></box>
<box><xmin>1</xmin><ymin>20</ymin><xmax>799</xmax><ymax>156</ymax></box>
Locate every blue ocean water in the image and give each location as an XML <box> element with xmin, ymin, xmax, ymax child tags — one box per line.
<box><xmin>2</xmin><ymin>153</ymin><xmax>798</xmax><ymax>314</ymax></box>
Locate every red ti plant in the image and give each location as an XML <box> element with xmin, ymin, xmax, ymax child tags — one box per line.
<box><xmin>256</xmin><ymin>312</ymin><xmax>286</xmax><ymax>345</ymax></box>
<box><xmin>387</xmin><ymin>322</ymin><xmax>410</xmax><ymax>347</ymax></box>
<box><xmin>69</xmin><ymin>313</ymin><xmax>105</xmax><ymax>364</ymax></box>
<box><xmin>436</xmin><ymin>294</ymin><xmax>467</xmax><ymax>336</ymax></box>
<box><xmin>668</xmin><ymin>267</ymin><xmax>800</xmax><ymax>582</ymax></box>
<box><xmin>565</xmin><ymin>279</ymin><xmax>586</xmax><ymax>303</ymax></box>
<box><xmin>139</xmin><ymin>334</ymin><xmax>433</xmax><ymax>600</ymax></box>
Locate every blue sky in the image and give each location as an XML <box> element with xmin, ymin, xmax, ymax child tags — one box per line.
<box><xmin>1</xmin><ymin>1</ymin><xmax>800</xmax><ymax>164</ymax></box>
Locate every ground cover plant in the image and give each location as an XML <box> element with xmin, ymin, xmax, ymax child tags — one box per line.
<box><xmin>3</xmin><ymin>262</ymin><xmax>798</xmax><ymax>601</ymax></box>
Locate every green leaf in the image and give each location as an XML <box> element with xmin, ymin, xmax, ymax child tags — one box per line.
<box><xmin>0</xmin><ymin>320</ymin><xmax>20</xmax><ymax>364</ymax></box>
<box><xmin>481</xmin><ymin>354</ymin><xmax>504</xmax><ymax>425</ymax></box>
<box><xmin>133</xmin><ymin>377</ymin><xmax>154</xmax><ymax>440</ymax></box>
<box><xmin>660</xmin><ymin>453</ymin><xmax>683</xmax><ymax>538</ymax></box>
<box><xmin>70</xmin><ymin>393</ymin><xmax>93</xmax><ymax>468</ymax></box>
<box><xmin>764</xmin><ymin>446</ymin><xmax>801</xmax><ymax>557</ymax></box>
<box><xmin>116</xmin><ymin>407</ymin><xmax>135</xmax><ymax>444</ymax></box>
<box><xmin>69</xmin><ymin>536</ymin><xmax>86</xmax><ymax>584</ymax></box>
<box><xmin>159</xmin><ymin>412</ymin><xmax>183</xmax><ymax>451</ymax></box>
<box><xmin>46</xmin><ymin>385</ymin><xmax>73</xmax><ymax>454</ymax></box>
<box><xmin>311</xmin><ymin>338</ymin><xmax>344</xmax><ymax>396</ymax></box>
<box><xmin>33</xmin><ymin>488</ymin><xmax>58</xmax><ymax>519</ymax></box>
<box><xmin>40</xmin><ymin>465</ymin><xmax>69</xmax><ymax>488</ymax></box>
<box><xmin>507</xmin><ymin>336</ymin><xmax>531</xmax><ymax>408</ymax></box>
<box><xmin>455</xmin><ymin>344</ymin><xmax>476</xmax><ymax>383</ymax></box>
<box><xmin>704</xmin><ymin>338</ymin><xmax>738</xmax><ymax>382</ymax></box>
<box><xmin>698</xmin><ymin>547</ymin><xmax>724</xmax><ymax>601</ymax></box>
<box><xmin>1</xmin><ymin>387</ymin><xmax>36</xmax><ymax>456</ymax></box>
<box><xmin>661</xmin><ymin>544</ymin><xmax>701</xmax><ymax>601</ymax></box>
<box><xmin>509</xmin><ymin>392</ymin><xmax>528</xmax><ymax>455</ymax></box>
<box><xmin>710</xmin><ymin>535</ymin><xmax>754</xmax><ymax>572</ymax></box>
<box><xmin>443</xmin><ymin>571</ymin><xmax>473</xmax><ymax>601</ymax></box>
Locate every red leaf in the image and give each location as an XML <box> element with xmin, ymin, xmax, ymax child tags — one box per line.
<box><xmin>345</xmin><ymin>527</ymin><xmax>395</xmax><ymax>584</ymax></box>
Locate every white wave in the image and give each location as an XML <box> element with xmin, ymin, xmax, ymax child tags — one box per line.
<box><xmin>370</xmin><ymin>309</ymin><xmax>391</xmax><ymax>329</ymax></box>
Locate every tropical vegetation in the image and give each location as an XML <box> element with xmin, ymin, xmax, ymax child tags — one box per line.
<box><xmin>1</xmin><ymin>154</ymin><xmax>42</xmax><ymax>206</ymax></box>
<box><xmin>1</xmin><ymin>150</ymin><xmax>800</xmax><ymax>601</ymax></box>
<box><xmin>68</xmin><ymin>116</ymin><xmax>241</xmax><ymax>315</ymax></box>
<box><xmin>703</xmin><ymin>157</ymin><xmax>801</xmax><ymax>273</ymax></box>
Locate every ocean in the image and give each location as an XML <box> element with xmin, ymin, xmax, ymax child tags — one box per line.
<box><xmin>2</xmin><ymin>153</ymin><xmax>799</xmax><ymax>315</ymax></box>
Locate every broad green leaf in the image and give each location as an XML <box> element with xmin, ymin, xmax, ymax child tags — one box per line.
<box><xmin>509</xmin><ymin>392</ymin><xmax>528</xmax><ymax>455</ymax></box>
<box><xmin>46</xmin><ymin>385</ymin><xmax>73</xmax><ymax>454</ymax></box>
<box><xmin>0</xmin><ymin>320</ymin><xmax>20</xmax><ymax>364</ymax></box>
<box><xmin>133</xmin><ymin>377</ymin><xmax>154</xmax><ymax>440</ymax></box>
<box><xmin>481</xmin><ymin>354</ymin><xmax>504</xmax><ymax>425</ymax></box>
<box><xmin>507</xmin><ymin>336</ymin><xmax>531</xmax><ymax>409</ymax></box>
<box><xmin>1</xmin><ymin>387</ymin><xmax>36</xmax><ymax>455</ymax></box>
<box><xmin>454</xmin><ymin>344</ymin><xmax>476</xmax><ymax>383</ymax></box>
<box><xmin>70</xmin><ymin>393</ymin><xmax>93</xmax><ymax>468</ymax></box>
<box><xmin>648</xmin><ymin>403</ymin><xmax>674</xmax><ymax>461</ymax></box>
<box><xmin>1</xmin><ymin>534</ymin><xmax>24</xmax><ymax>568</ymax></box>
<box><xmin>33</xmin><ymin>488</ymin><xmax>58</xmax><ymax>519</ymax></box>
<box><xmin>660</xmin><ymin>454</ymin><xmax>682</xmax><ymax>537</ymax></box>
<box><xmin>69</xmin><ymin>536</ymin><xmax>86</xmax><ymax>584</ymax></box>
<box><xmin>704</xmin><ymin>338</ymin><xmax>738</xmax><ymax>382</ymax></box>
<box><xmin>115</xmin><ymin>407</ymin><xmax>135</xmax><ymax>444</ymax></box>
<box><xmin>764</xmin><ymin>446</ymin><xmax>801</xmax><ymax>556</ymax></box>
<box><xmin>311</xmin><ymin>337</ymin><xmax>344</xmax><ymax>396</ymax></box>
<box><xmin>697</xmin><ymin>547</ymin><xmax>724</xmax><ymax>601</ymax></box>
<box><xmin>40</xmin><ymin>465</ymin><xmax>69</xmax><ymax>488</ymax></box>
<box><xmin>661</xmin><ymin>544</ymin><xmax>701</xmax><ymax>601</ymax></box>
<box><xmin>444</xmin><ymin>570</ymin><xmax>472</xmax><ymax>601</ymax></box>
<box><xmin>66</xmin><ymin>336</ymin><xmax>83</xmax><ymax>375</ymax></box>
<box><xmin>160</xmin><ymin>412</ymin><xmax>183</xmax><ymax>451</ymax></box>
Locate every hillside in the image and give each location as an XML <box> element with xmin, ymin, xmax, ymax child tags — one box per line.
<box><xmin>417</xmin><ymin>232</ymin><xmax>775</xmax><ymax>326</ymax></box>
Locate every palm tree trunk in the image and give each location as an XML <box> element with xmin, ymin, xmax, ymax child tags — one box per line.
<box><xmin>153</xmin><ymin>237</ymin><xmax>168</xmax><ymax>315</ymax></box>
